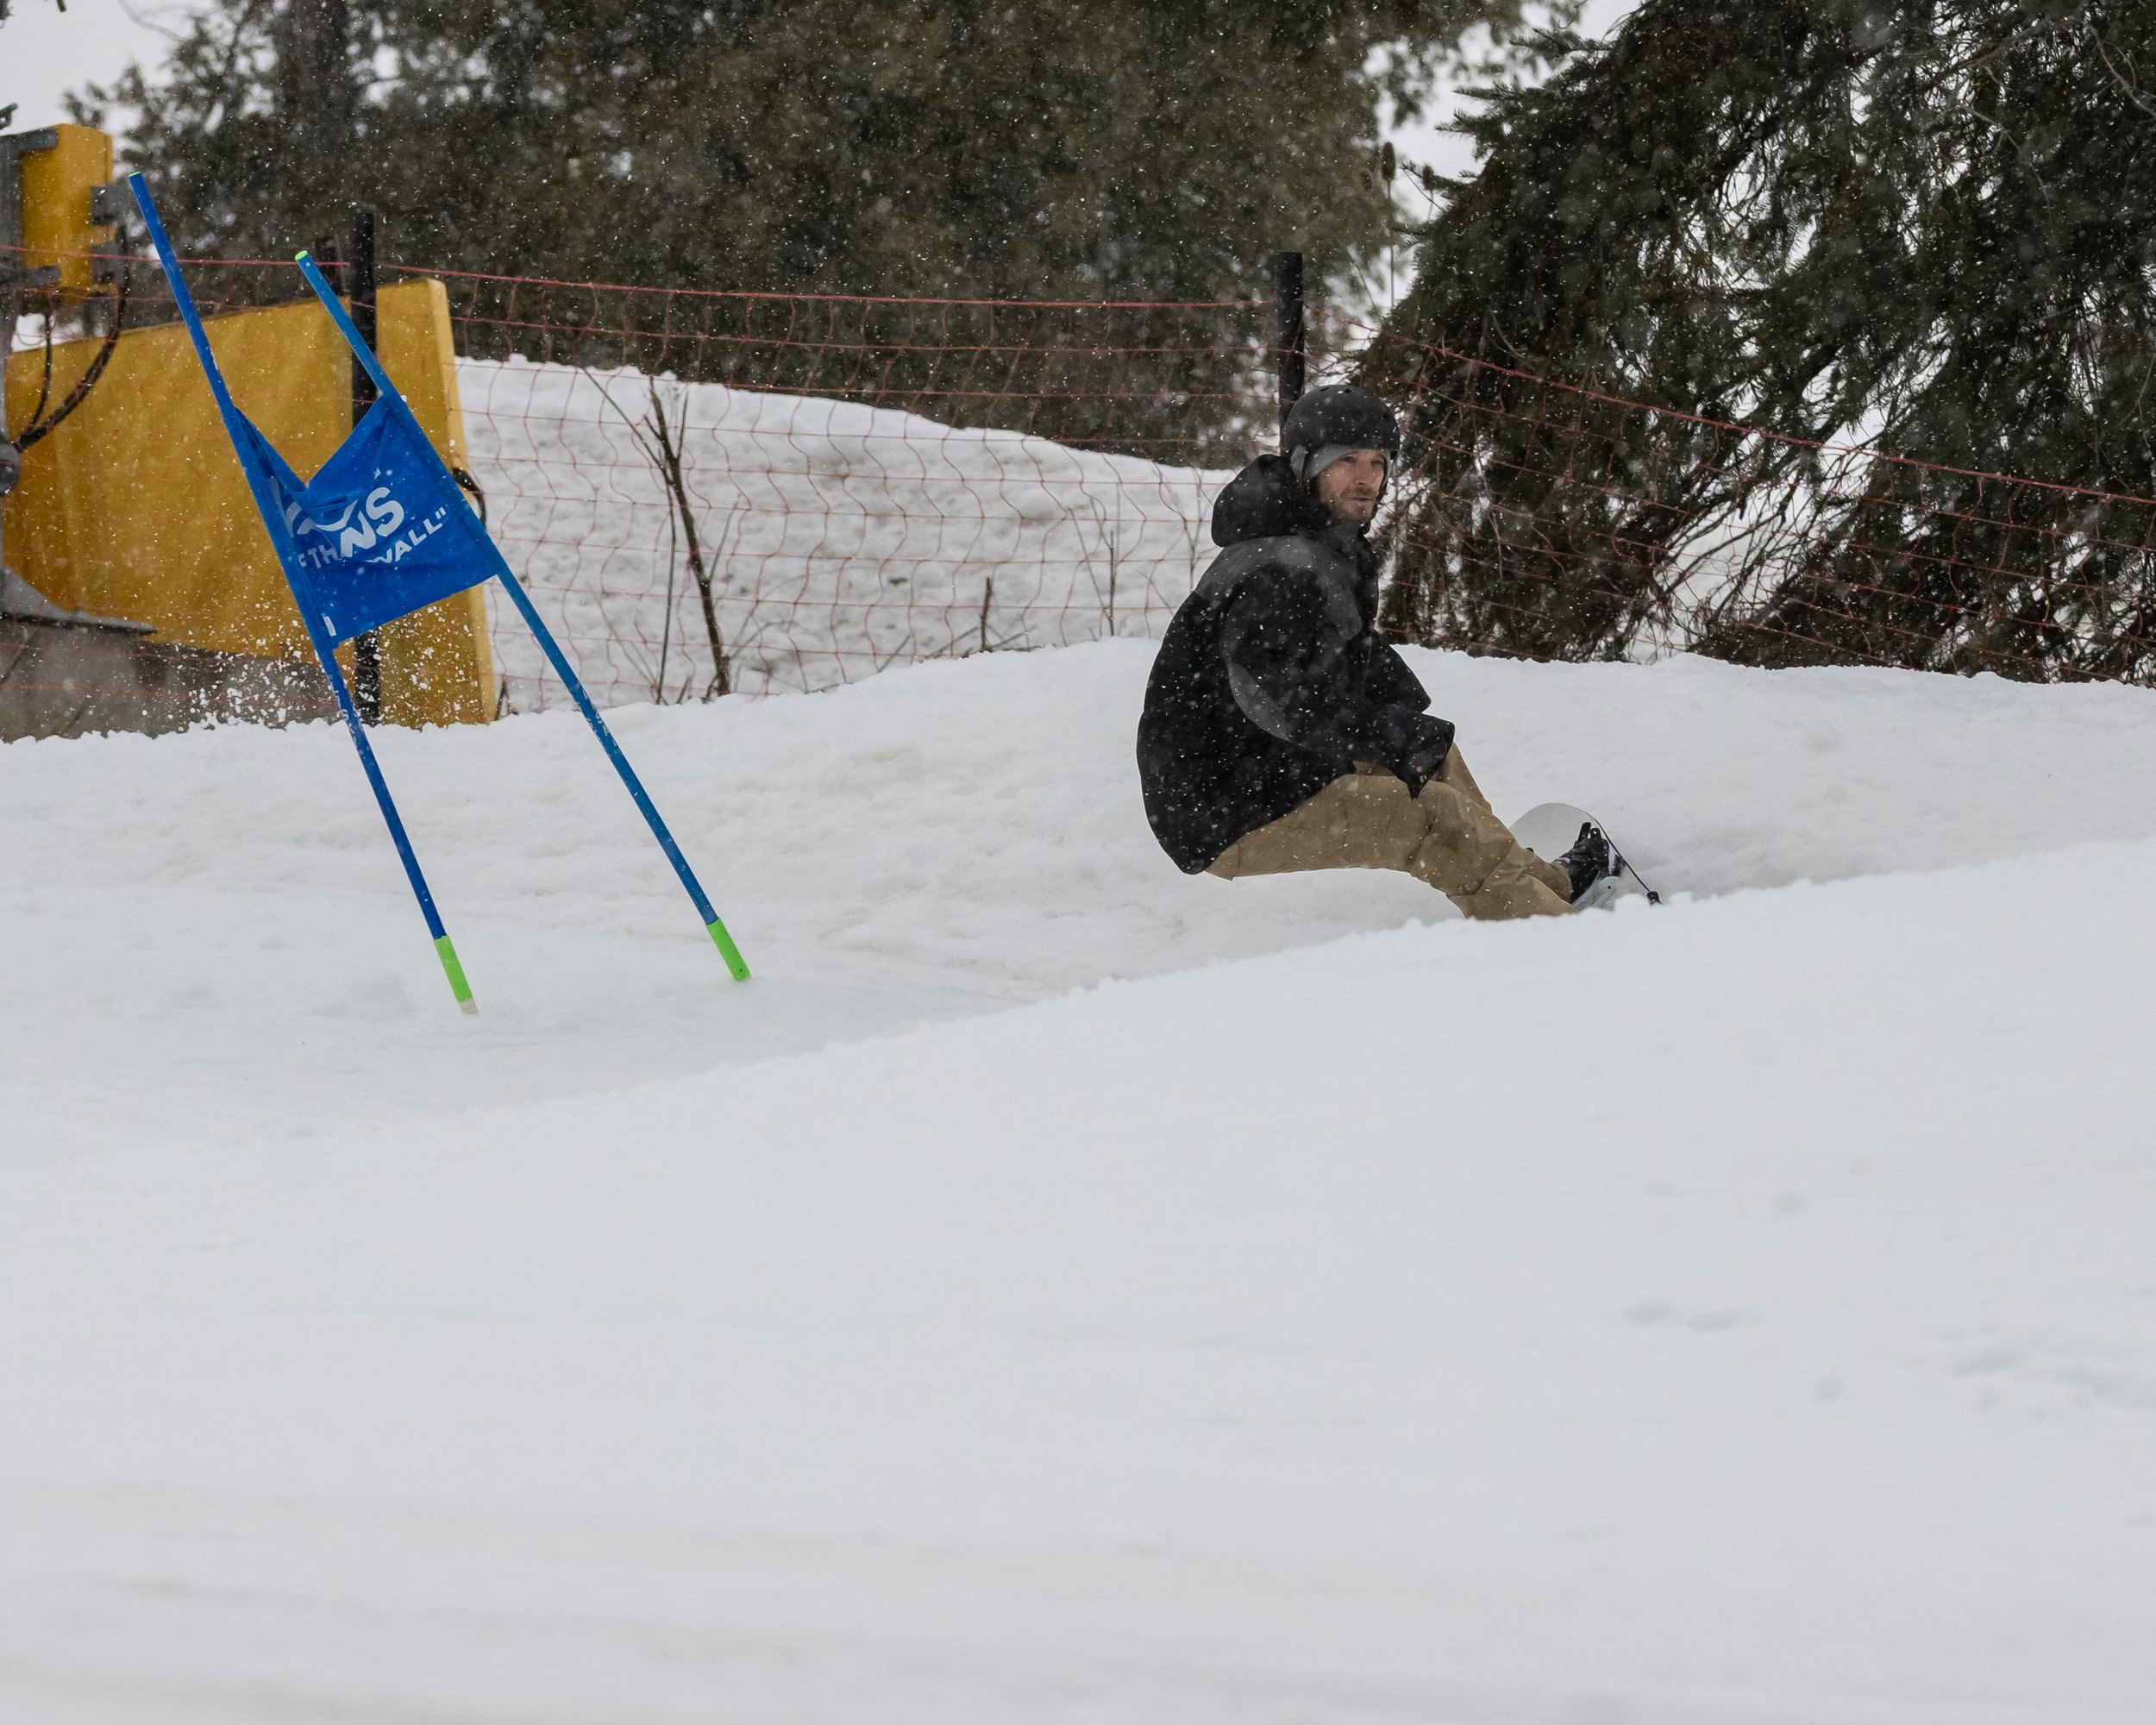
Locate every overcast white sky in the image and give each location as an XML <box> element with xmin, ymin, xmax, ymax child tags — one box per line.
<box><xmin>3</xmin><ymin>0</ymin><xmax>199</xmax><ymax>127</ymax></box>
<box><xmin>1383</xmin><ymin>0</ymin><xmax>1635</xmax><ymax>184</ymax></box>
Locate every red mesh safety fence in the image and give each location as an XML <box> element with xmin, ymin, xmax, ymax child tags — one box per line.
<box><xmin>16</xmin><ymin>245</ymin><xmax>2156</xmax><ymax>729</ymax></box>
<box><xmin>404</xmin><ymin>267</ymin><xmax>1271</xmax><ymax>708</ymax></box>
<box><xmin>8</xmin><ymin>250</ymin><xmax>1273</xmax><ymax>715</ymax></box>
<box><xmin>1349</xmin><ymin>310</ymin><xmax>2156</xmax><ymax>685</ymax></box>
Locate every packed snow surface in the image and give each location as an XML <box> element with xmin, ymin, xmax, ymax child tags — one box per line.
<box><xmin>5</xmin><ymin>640</ymin><xmax>2156</xmax><ymax>1723</ymax></box>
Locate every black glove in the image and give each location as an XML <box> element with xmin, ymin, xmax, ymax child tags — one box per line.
<box><xmin>1363</xmin><ymin>708</ymin><xmax>1455</xmax><ymax>796</ymax></box>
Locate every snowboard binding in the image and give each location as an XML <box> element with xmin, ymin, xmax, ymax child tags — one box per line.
<box><xmin>1511</xmin><ymin>804</ymin><xmax>1661</xmax><ymax>911</ymax></box>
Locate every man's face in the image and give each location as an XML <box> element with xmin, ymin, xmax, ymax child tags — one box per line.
<box><xmin>1313</xmin><ymin>448</ymin><xmax>1388</xmax><ymax>524</ymax></box>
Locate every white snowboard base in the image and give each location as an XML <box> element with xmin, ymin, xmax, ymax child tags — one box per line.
<box><xmin>1510</xmin><ymin>802</ymin><xmax>1661</xmax><ymax>910</ymax></box>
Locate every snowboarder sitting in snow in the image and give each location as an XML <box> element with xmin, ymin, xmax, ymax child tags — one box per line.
<box><xmin>1136</xmin><ymin>384</ymin><xmax>1617</xmax><ymax>919</ymax></box>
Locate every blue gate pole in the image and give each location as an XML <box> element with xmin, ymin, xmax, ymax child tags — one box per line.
<box><xmin>293</xmin><ymin>250</ymin><xmax>751</xmax><ymax>982</ymax></box>
<box><xmin>130</xmin><ymin>174</ymin><xmax>478</xmax><ymax>1013</ymax></box>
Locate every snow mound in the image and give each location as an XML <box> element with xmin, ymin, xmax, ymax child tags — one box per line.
<box><xmin>5</xmin><ymin>643</ymin><xmax>2156</xmax><ymax>1722</ymax></box>
<box><xmin>9</xmin><ymin>639</ymin><xmax>2156</xmax><ymax>1147</ymax></box>
<box><xmin>461</xmin><ymin>359</ymin><xmax>1225</xmax><ymax>708</ymax></box>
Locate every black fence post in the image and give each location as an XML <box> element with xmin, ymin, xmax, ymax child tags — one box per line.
<box><xmin>1275</xmin><ymin>250</ymin><xmax>1305</xmax><ymax>445</ymax></box>
<box><xmin>348</xmin><ymin>205</ymin><xmax>383</xmax><ymax>724</ymax></box>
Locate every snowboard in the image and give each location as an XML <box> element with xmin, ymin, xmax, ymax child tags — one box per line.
<box><xmin>1510</xmin><ymin>802</ymin><xmax>1661</xmax><ymax>911</ymax></box>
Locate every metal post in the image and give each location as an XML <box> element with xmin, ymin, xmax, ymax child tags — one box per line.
<box><xmin>348</xmin><ymin>204</ymin><xmax>381</xmax><ymax>724</ymax></box>
<box><xmin>1</xmin><ymin>195</ymin><xmax>15</xmax><ymax>584</ymax></box>
<box><xmin>1275</xmin><ymin>250</ymin><xmax>1306</xmax><ymax>444</ymax></box>
<box><xmin>348</xmin><ymin>206</ymin><xmax>378</xmax><ymax>419</ymax></box>
<box><xmin>0</xmin><ymin>129</ymin><xmax>60</xmax><ymax>586</ymax></box>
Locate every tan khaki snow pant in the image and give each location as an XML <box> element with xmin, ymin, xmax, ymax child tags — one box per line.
<box><xmin>1206</xmin><ymin>749</ymin><xmax>1576</xmax><ymax>920</ymax></box>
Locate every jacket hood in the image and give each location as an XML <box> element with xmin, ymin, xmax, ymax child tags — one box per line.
<box><xmin>1210</xmin><ymin>454</ymin><xmax>1333</xmax><ymax>547</ymax></box>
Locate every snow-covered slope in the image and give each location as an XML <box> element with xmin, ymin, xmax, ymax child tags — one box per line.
<box><xmin>5</xmin><ymin>643</ymin><xmax>2156</xmax><ymax>1722</ymax></box>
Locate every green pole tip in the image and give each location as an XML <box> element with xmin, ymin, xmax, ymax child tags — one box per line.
<box><xmin>706</xmin><ymin>919</ymin><xmax>751</xmax><ymax>982</ymax></box>
<box><xmin>295</xmin><ymin>249</ymin><xmax>311</xmax><ymax>264</ymax></box>
<box><xmin>433</xmin><ymin>934</ymin><xmax>479</xmax><ymax>1013</ymax></box>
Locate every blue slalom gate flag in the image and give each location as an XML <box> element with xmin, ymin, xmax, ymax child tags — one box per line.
<box><xmin>231</xmin><ymin>398</ymin><xmax>495</xmax><ymax>647</ymax></box>
<box><xmin>129</xmin><ymin>172</ymin><xmax>751</xmax><ymax>1013</ymax></box>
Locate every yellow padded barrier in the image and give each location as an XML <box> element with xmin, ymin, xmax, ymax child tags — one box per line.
<box><xmin>4</xmin><ymin>278</ymin><xmax>493</xmax><ymax>727</ymax></box>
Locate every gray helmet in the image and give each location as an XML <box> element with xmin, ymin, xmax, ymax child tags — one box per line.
<box><xmin>1282</xmin><ymin>384</ymin><xmax>1401</xmax><ymax>484</ymax></box>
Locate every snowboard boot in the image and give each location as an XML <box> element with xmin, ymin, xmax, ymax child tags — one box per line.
<box><xmin>1554</xmin><ymin>820</ymin><xmax>1620</xmax><ymax>908</ymax></box>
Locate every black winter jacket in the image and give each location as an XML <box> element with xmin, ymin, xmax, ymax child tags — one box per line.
<box><xmin>1136</xmin><ymin>455</ymin><xmax>1456</xmax><ymax>873</ymax></box>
